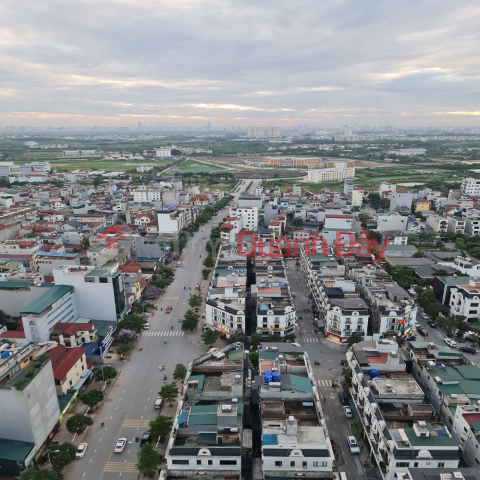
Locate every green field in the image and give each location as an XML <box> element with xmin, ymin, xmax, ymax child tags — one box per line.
<box><xmin>172</xmin><ymin>159</ymin><xmax>230</xmax><ymax>174</ymax></box>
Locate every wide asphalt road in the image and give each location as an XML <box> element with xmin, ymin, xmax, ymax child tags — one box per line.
<box><xmin>65</xmin><ymin>186</ymin><xmax>246</xmax><ymax>479</ymax></box>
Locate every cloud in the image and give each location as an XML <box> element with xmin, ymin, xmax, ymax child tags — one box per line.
<box><xmin>0</xmin><ymin>0</ymin><xmax>479</xmax><ymax>126</ymax></box>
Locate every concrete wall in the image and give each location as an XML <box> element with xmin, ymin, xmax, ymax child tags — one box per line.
<box><xmin>0</xmin><ymin>285</ymin><xmax>49</xmax><ymax>317</ymax></box>
<box><xmin>0</xmin><ymin>361</ymin><xmax>60</xmax><ymax>449</ymax></box>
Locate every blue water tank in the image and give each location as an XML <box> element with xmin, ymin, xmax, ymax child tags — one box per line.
<box><xmin>264</xmin><ymin>374</ymin><xmax>272</xmax><ymax>383</ymax></box>
<box><xmin>272</xmin><ymin>372</ymin><xmax>280</xmax><ymax>382</ymax></box>
<box><xmin>370</xmin><ymin>369</ymin><xmax>378</xmax><ymax>379</ymax></box>
<box><xmin>1</xmin><ymin>351</ymin><xmax>10</xmax><ymax>359</ymax></box>
<box><xmin>264</xmin><ymin>370</ymin><xmax>272</xmax><ymax>376</ymax></box>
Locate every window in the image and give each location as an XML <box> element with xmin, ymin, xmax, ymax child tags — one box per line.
<box><xmin>275</xmin><ymin>461</ymin><xmax>282</xmax><ymax>467</ymax></box>
<box><xmin>438</xmin><ymin>463</ymin><xmax>445</xmax><ymax>468</ymax></box>
<box><xmin>197</xmin><ymin>460</ymin><xmax>201</xmax><ymax>465</ymax></box>
<box><xmin>414</xmin><ymin>462</ymin><xmax>418</xmax><ymax>467</ymax></box>
<box><xmin>290</xmin><ymin>461</ymin><xmax>295</xmax><ymax>467</ymax></box>
<box><xmin>219</xmin><ymin>460</ymin><xmax>237</xmax><ymax>466</ymax></box>
<box><xmin>303</xmin><ymin>461</ymin><xmax>307</xmax><ymax>469</ymax></box>
<box><xmin>396</xmin><ymin>462</ymin><xmax>410</xmax><ymax>467</ymax></box>
<box><xmin>208</xmin><ymin>460</ymin><xmax>213</xmax><ymax>465</ymax></box>
<box><xmin>313</xmin><ymin>461</ymin><xmax>326</xmax><ymax>467</ymax></box>
<box><xmin>172</xmin><ymin>460</ymin><xmax>189</xmax><ymax>465</ymax></box>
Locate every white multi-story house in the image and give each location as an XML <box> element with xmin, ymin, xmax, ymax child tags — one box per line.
<box><xmin>258</xmin><ymin>344</ymin><xmax>334</xmax><ymax>478</ymax></box>
<box><xmin>447</xmin><ymin>216</ymin><xmax>466</xmax><ymax>234</ymax></box>
<box><xmin>464</xmin><ymin>210</ymin><xmax>480</xmax><ymax>236</ymax></box>
<box><xmin>205</xmin><ymin>249</ymin><xmax>247</xmax><ymax>339</ymax></box>
<box><xmin>157</xmin><ymin>206</ymin><xmax>186</xmax><ymax>234</ymax></box>
<box><xmin>254</xmin><ymin>258</ymin><xmax>296</xmax><ymax>338</ymax></box>
<box><xmin>53</xmin><ymin>265</ymin><xmax>127</xmax><ymax>321</ymax></box>
<box><xmin>165</xmin><ymin>344</ymin><xmax>245</xmax><ymax>478</ymax></box>
<box><xmin>376</xmin><ymin>212</ymin><xmax>409</xmax><ymax>232</ymax></box>
<box><xmin>461</xmin><ymin>178</ymin><xmax>480</xmax><ymax>197</ymax></box>
<box><xmin>449</xmin><ymin>284</ymin><xmax>480</xmax><ymax>320</ymax></box>
<box><xmin>229</xmin><ymin>206</ymin><xmax>258</xmax><ymax>230</ymax></box>
<box><xmin>351</xmin><ymin>188</ymin><xmax>365</xmax><ymax>207</ymax></box>
<box><xmin>390</xmin><ymin>190</ymin><xmax>414</xmax><ymax>211</ymax></box>
<box><xmin>132</xmin><ymin>189</ymin><xmax>163</xmax><ymax>203</ymax></box>
<box><xmin>21</xmin><ymin>285</ymin><xmax>78</xmax><ymax>343</ymax></box>
<box><xmin>451</xmin><ymin>404</ymin><xmax>480</xmax><ymax>469</ymax></box>
<box><xmin>379</xmin><ymin>182</ymin><xmax>397</xmax><ymax>196</ymax></box>
<box><xmin>325</xmin><ymin>298</ymin><xmax>369</xmax><ymax>344</ymax></box>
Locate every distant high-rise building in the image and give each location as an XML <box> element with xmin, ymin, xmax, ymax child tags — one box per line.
<box><xmin>137</xmin><ymin>122</ymin><xmax>142</xmax><ymax>129</ymax></box>
<box><xmin>247</xmin><ymin>126</ymin><xmax>280</xmax><ymax>137</ymax></box>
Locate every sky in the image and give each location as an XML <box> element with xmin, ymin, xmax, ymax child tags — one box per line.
<box><xmin>0</xmin><ymin>0</ymin><xmax>480</xmax><ymax>128</ymax></box>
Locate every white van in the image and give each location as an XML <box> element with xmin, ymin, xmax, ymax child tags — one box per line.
<box><xmin>154</xmin><ymin>397</ymin><xmax>164</xmax><ymax>410</ymax></box>
<box><xmin>176</xmin><ymin>262</ymin><xmax>182</xmax><ymax>268</ymax></box>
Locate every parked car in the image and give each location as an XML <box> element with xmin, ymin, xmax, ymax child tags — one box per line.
<box><xmin>343</xmin><ymin>406</ymin><xmax>354</xmax><ymax>418</ymax></box>
<box><xmin>427</xmin><ymin>321</ymin><xmax>437</xmax><ymax>328</ymax></box>
<box><xmin>140</xmin><ymin>432</ymin><xmax>150</xmax><ymax>447</ymax></box>
<box><xmin>338</xmin><ymin>391</ymin><xmax>348</xmax><ymax>405</ymax></box>
<box><xmin>143</xmin><ymin>323</ymin><xmax>150</xmax><ymax>330</ymax></box>
<box><xmin>421</xmin><ymin>312</ymin><xmax>429</xmax><ymax>319</ymax></box>
<box><xmin>76</xmin><ymin>443</ymin><xmax>88</xmax><ymax>459</ymax></box>
<box><xmin>459</xmin><ymin>346</ymin><xmax>477</xmax><ymax>354</ymax></box>
<box><xmin>114</xmin><ymin>438</ymin><xmax>127</xmax><ymax>453</ymax></box>
<box><xmin>291</xmin><ymin>342</ymin><xmax>301</xmax><ymax>347</ymax></box>
<box><xmin>413</xmin><ymin>321</ymin><xmax>421</xmax><ymax>328</ymax></box>
<box><xmin>444</xmin><ymin>338</ymin><xmax>457</xmax><ymax>348</ymax></box>
<box><xmin>347</xmin><ymin>436</ymin><xmax>360</xmax><ymax>454</ymax></box>
<box><xmin>416</xmin><ymin>327</ymin><xmax>427</xmax><ymax>336</ymax></box>
<box><xmin>166</xmin><ymin>306</ymin><xmax>173</xmax><ymax>313</ymax></box>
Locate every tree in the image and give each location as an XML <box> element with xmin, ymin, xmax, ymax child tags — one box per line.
<box><xmin>117</xmin><ymin>328</ymin><xmax>139</xmax><ymax>343</ymax></box>
<box><xmin>439</xmin><ymin>315</ymin><xmax>466</xmax><ymax>337</ymax></box>
<box><xmin>202</xmin><ymin>268</ymin><xmax>211</xmax><ymax>280</ymax></box>
<box><xmin>188</xmin><ymin>294</ymin><xmax>202</xmax><ymax>309</ymax></box>
<box><xmin>203</xmin><ymin>254</ymin><xmax>215</xmax><ymax>268</ymax></box>
<box><xmin>249</xmin><ymin>351</ymin><xmax>259</xmax><ymax>369</ymax></box>
<box><xmin>173</xmin><ymin>363</ymin><xmax>187</xmax><ymax>382</ymax></box>
<box><xmin>49</xmin><ymin>443</ymin><xmax>77</xmax><ymax>470</ymax></box>
<box><xmin>92</xmin><ymin>365</ymin><xmax>117</xmax><ymax>382</ymax></box>
<box><xmin>20</xmin><ymin>469</ymin><xmax>63</xmax><ymax>480</ymax></box>
<box><xmin>160</xmin><ymin>382</ymin><xmax>179</xmax><ymax>406</ymax></box>
<box><xmin>251</xmin><ymin>333</ymin><xmax>262</xmax><ymax>345</ymax></box>
<box><xmin>181</xmin><ymin>310</ymin><xmax>200</xmax><ymax>331</ymax></box>
<box><xmin>66</xmin><ymin>414</ymin><xmax>93</xmax><ymax>434</ymax></box>
<box><xmin>136</xmin><ymin>443</ymin><xmax>161</xmax><ymax>478</ymax></box>
<box><xmin>159</xmin><ymin>267</ymin><xmax>174</xmax><ymax>278</ymax></box>
<box><xmin>116</xmin><ymin>315</ymin><xmax>145</xmax><ymax>334</ymax></box>
<box><xmin>346</xmin><ymin>334</ymin><xmax>363</xmax><ymax>347</ymax></box>
<box><xmin>116</xmin><ymin>343</ymin><xmax>131</xmax><ymax>356</ymax></box>
<box><xmin>80</xmin><ymin>389</ymin><xmax>104</xmax><ymax>410</ymax></box>
<box><xmin>201</xmin><ymin>329</ymin><xmax>218</xmax><ymax>346</ymax></box>
<box><xmin>291</xmin><ymin>217</ymin><xmax>303</xmax><ymax>228</ymax></box>
<box><xmin>149</xmin><ymin>415</ymin><xmax>174</xmax><ymax>441</ymax></box>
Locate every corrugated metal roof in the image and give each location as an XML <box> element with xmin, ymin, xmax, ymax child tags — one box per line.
<box><xmin>19</xmin><ymin>285</ymin><xmax>73</xmax><ymax>314</ymax></box>
<box><xmin>188</xmin><ymin>413</ymin><xmax>217</xmax><ymax>425</ymax></box>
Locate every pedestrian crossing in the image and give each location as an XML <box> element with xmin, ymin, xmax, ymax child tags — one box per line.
<box><xmin>123</xmin><ymin>419</ymin><xmax>151</xmax><ymax>428</ymax></box>
<box><xmin>303</xmin><ymin>337</ymin><xmax>320</xmax><ymax>343</ymax></box>
<box><xmin>317</xmin><ymin>379</ymin><xmax>334</xmax><ymax>387</ymax></box>
<box><xmin>104</xmin><ymin>462</ymin><xmax>138</xmax><ymax>473</ymax></box>
<box><xmin>144</xmin><ymin>331</ymin><xmax>185</xmax><ymax>337</ymax></box>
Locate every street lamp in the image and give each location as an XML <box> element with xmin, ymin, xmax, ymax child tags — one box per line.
<box><xmin>47</xmin><ymin>450</ymin><xmax>60</xmax><ymax>469</ymax></box>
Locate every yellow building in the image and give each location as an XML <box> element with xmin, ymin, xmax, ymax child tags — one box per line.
<box><xmin>414</xmin><ymin>199</ymin><xmax>431</xmax><ymax>212</ymax></box>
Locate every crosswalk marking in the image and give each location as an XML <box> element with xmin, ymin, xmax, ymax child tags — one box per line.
<box><xmin>104</xmin><ymin>462</ymin><xmax>138</xmax><ymax>473</ymax></box>
<box><xmin>303</xmin><ymin>337</ymin><xmax>319</xmax><ymax>343</ymax></box>
<box><xmin>317</xmin><ymin>379</ymin><xmax>333</xmax><ymax>387</ymax></box>
<box><xmin>123</xmin><ymin>419</ymin><xmax>151</xmax><ymax>428</ymax></box>
<box><xmin>143</xmin><ymin>331</ymin><xmax>185</xmax><ymax>337</ymax></box>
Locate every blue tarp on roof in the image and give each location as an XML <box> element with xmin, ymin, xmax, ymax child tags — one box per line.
<box><xmin>177</xmin><ymin>412</ymin><xmax>189</xmax><ymax>425</ymax></box>
<box><xmin>263</xmin><ymin>434</ymin><xmax>278</xmax><ymax>446</ymax></box>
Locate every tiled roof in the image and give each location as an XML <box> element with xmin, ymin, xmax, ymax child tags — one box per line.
<box><xmin>50</xmin><ymin>346</ymin><xmax>85</xmax><ymax>381</ymax></box>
